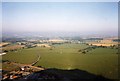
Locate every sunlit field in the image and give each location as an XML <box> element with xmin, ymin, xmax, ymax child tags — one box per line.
<box><xmin>2</xmin><ymin>43</ymin><xmax>118</xmax><ymax>79</ymax></box>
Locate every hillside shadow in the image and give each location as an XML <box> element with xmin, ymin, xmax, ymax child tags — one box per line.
<box><xmin>2</xmin><ymin>68</ymin><xmax>114</xmax><ymax>81</ymax></box>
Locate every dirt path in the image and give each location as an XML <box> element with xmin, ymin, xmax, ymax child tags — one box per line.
<box><xmin>31</xmin><ymin>54</ymin><xmax>40</xmax><ymax>66</ymax></box>
<box><xmin>11</xmin><ymin>62</ymin><xmax>44</xmax><ymax>71</ymax></box>
<box><xmin>11</xmin><ymin>54</ymin><xmax>44</xmax><ymax>71</ymax></box>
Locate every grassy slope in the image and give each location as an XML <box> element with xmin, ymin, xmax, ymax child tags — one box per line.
<box><xmin>2</xmin><ymin>43</ymin><xmax>118</xmax><ymax>79</ymax></box>
<box><xmin>2</xmin><ymin>48</ymin><xmax>39</xmax><ymax>64</ymax></box>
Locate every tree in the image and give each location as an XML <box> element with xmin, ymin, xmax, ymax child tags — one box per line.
<box><xmin>82</xmin><ymin>51</ymin><xmax>86</xmax><ymax>54</ymax></box>
<box><xmin>4</xmin><ymin>50</ymin><xmax>8</xmax><ymax>52</ymax></box>
<box><xmin>78</xmin><ymin>49</ymin><xmax>81</xmax><ymax>52</ymax></box>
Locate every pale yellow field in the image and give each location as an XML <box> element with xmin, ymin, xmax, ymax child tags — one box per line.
<box><xmin>88</xmin><ymin>39</ymin><xmax>118</xmax><ymax>47</ymax></box>
<box><xmin>36</xmin><ymin>44</ymin><xmax>51</xmax><ymax>47</ymax></box>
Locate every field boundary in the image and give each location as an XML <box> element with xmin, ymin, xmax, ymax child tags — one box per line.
<box><xmin>31</xmin><ymin>54</ymin><xmax>41</xmax><ymax>66</ymax></box>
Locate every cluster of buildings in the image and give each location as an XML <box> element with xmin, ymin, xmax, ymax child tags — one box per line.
<box><xmin>2</xmin><ymin>65</ymin><xmax>44</xmax><ymax>80</ymax></box>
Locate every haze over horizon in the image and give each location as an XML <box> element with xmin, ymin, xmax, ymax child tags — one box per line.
<box><xmin>2</xmin><ymin>2</ymin><xmax>118</xmax><ymax>36</ymax></box>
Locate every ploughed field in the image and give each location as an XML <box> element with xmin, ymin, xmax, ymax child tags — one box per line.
<box><xmin>2</xmin><ymin>43</ymin><xmax>118</xmax><ymax>79</ymax></box>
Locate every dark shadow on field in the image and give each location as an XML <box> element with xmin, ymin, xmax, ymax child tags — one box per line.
<box><xmin>2</xmin><ymin>68</ymin><xmax>115</xmax><ymax>81</ymax></box>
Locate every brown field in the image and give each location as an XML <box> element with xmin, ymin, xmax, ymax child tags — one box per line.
<box><xmin>0</xmin><ymin>42</ymin><xmax>9</xmax><ymax>47</ymax></box>
<box><xmin>2</xmin><ymin>45</ymin><xmax>25</xmax><ymax>51</ymax></box>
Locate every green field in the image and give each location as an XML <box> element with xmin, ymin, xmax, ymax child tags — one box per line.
<box><xmin>2</xmin><ymin>43</ymin><xmax>118</xmax><ymax>79</ymax></box>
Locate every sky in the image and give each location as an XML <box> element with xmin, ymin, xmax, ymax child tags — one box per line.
<box><xmin>1</xmin><ymin>0</ymin><xmax>120</xmax><ymax>2</ymax></box>
<box><xmin>2</xmin><ymin>2</ymin><xmax>118</xmax><ymax>36</ymax></box>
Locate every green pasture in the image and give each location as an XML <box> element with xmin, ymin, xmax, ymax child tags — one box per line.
<box><xmin>2</xmin><ymin>43</ymin><xmax>118</xmax><ymax>79</ymax></box>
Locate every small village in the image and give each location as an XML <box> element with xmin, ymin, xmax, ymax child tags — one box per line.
<box><xmin>2</xmin><ymin>61</ymin><xmax>45</xmax><ymax>80</ymax></box>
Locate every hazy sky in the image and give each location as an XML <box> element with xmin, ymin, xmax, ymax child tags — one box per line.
<box><xmin>2</xmin><ymin>2</ymin><xmax>118</xmax><ymax>34</ymax></box>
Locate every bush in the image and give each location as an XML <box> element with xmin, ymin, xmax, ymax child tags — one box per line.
<box><xmin>82</xmin><ymin>51</ymin><xmax>86</xmax><ymax>54</ymax></box>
